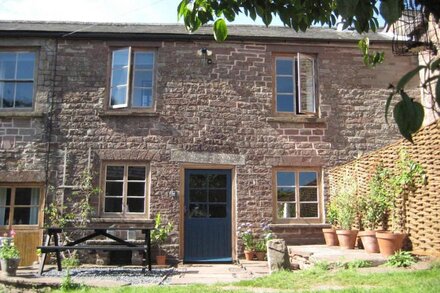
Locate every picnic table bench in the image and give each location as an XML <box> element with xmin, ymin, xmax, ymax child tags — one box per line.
<box><xmin>37</xmin><ymin>225</ymin><xmax>153</xmax><ymax>275</ymax></box>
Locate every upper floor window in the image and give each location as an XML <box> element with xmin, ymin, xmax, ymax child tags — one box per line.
<box><xmin>275</xmin><ymin>53</ymin><xmax>316</xmax><ymax>114</ymax></box>
<box><xmin>274</xmin><ymin>169</ymin><xmax>321</xmax><ymax>223</ymax></box>
<box><xmin>110</xmin><ymin>47</ymin><xmax>155</xmax><ymax>109</ymax></box>
<box><xmin>0</xmin><ymin>187</ymin><xmax>41</xmax><ymax>226</ymax></box>
<box><xmin>103</xmin><ymin>163</ymin><xmax>149</xmax><ymax>216</ymax></box>
<box><xmin>0</xmin><ymin>51</ymin><xmax>36</xmax><ymax>109</ymax></box>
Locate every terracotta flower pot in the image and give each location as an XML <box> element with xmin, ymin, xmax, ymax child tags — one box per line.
<box><xmin>255</xmin><ymin>251</ymin><xmax>266</xmax><ymax>261</ymax></box>
<box><xmin>376</xmin><ymin>232</ymin><xmax>406</xmax><ymax>257</ymax></box>
<box><xmin>358</xmin><ymin>230</ymin><xmax>380</xmax><ymax>253</ymax></box>
<box><xmin>244</xmin><ymin>250</ymin><xmax>255</xmax><ymax>261</ymax></box>
<box><xmin>322</xmin><ymin>228</ymin><xmax>339</xmax><ymax>246</ymax></box>
<box><xmin>156</xmin><ymin>255</ymin><xmax>166</xmax><ymax>266</ymax></box>
<box><xmin>336</xmin><ymin>229</ymin><xmax>358</xmax><ymax>249</ymax></box>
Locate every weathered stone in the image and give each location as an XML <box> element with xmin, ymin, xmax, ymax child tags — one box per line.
<box><xmin>267</xmin><ymin>239</ymin><xmax>290</xmax><ymax>273</ymax></box>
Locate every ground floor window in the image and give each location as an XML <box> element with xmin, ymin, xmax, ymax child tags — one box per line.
<box><xmin>0</xmin><ymin>187</ymin><xmax>41</xmax><ymax>226</ymax></box>
<box><xmin>274</xmin><ymin>168</ymin><xmax>321</xmax><ymax>222</ymax></box>
<box><xmin>102</xmin><ymin>163</ymin><xmax>149</xmax><ymax>216</ymax></box>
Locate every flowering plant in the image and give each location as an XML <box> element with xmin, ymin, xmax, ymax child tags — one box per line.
<box><xmin>238</xmin><ymin>223</ymin><xmax>255</xmax><ymax>251</ymax></box>
<box><xmin>255</xmin><ymin>222</ymin><xmax>274</xmax><ymax>252</ymax></box>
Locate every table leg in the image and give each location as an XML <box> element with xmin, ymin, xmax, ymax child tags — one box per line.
<box><xmin>38</xmin><ymin>233</ymin><xmax>52</xmax><ymax>275</ymax></box>
<box><xmin>53</xmin><ymin>232</ymin><xmax>62</xmax><ymax>271</ymax></box>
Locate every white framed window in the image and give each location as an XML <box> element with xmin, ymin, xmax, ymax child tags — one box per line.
<box><xmin>109</xmin><ymin>47</ymin><xmax>155</xmax><ymax>109</ymax></box>
<box><xmin>0</xmin><ymin>51</ymin><xmax>36</xmax><ymax>109</ymax></box>
<box><xmin>274</xmin><ymin>169</ymin><xmax>321</xmax><ymax>222</ymax></box>
<box><xmin>0</xmin><ymin>187</ymin><xmax>41</xmax><ymax>226</ymax></box>
<box><xmin>103</xmin><ymin>163</ymin><xmax>149</xmax><ymax>216</ymax></box>
<box><xmin>274</xmin><ymin>53</ymin><xmax>316</xmax><ymax>114</ymax></box>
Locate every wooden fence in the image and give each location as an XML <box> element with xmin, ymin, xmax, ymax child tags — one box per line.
<box><xmin>328</xmin><ymin>120</ymin><xmax>440</xmax><ymax>256</ymax></box>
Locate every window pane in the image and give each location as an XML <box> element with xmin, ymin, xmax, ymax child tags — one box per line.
<box><xmin>277</xmin><ymin>202</ymin><xmax>296</xmax><ymax>218</ymax></box>
<box><xmin>277</xmin><ymin>76</ymin><xmax>294</xmax><ymax>93</ymax></box>
<box><xmin>189</xmin><ymin>175</ymin><xmax>206</xmax><ymax>188</ymax></box>
<box><xmin>127</xmin><ymin>198</ymin><xmax>144</xmax><ymax>213</ymax></box>
<box><xmin>277</xmin><ymin>187</ymin><xmax>295</xmax><ymax>201</ymax></box>
<box><xmin>132</xmin><ymin>88</ymin><xmax>152</xmax><ymax>107</ymax></box>
<box><xmin>17</xmin><ymin>52</ymin><xmax>35</xmax><ymax>80</ymax></box>
<box><xmin>208</xmin><ymin>174</ymin><xmax>227</xmax><ymax>188</ymax></box>
<box><xmin>14</xmin><ymin>188</ymin><xmax>33</xmax><ymax>205</ymax></box>
<box><xmin>209</xmin><ymin>204</ymin><xmax>226</xmax><ymax>218</ymax></box>
<box><xmin>134</xmin><ymin>52</ymin><xmax>154</xmax><ymax>70</ymax></box>
<box><xmin>134</xmin><ymin>71</ymin><xmax>152</xmax><ymax>88</ymax></box>
<box><xmin>127</xmin><ymin>182</ymin><xmax>144</xmax><ymax>197</ymax></box>
<box><xmin>105</xmin><ymin>198</ymin><xmax>122</xmax><ymax>212</ymax></box>
<box><xmin>105</xmin><ymin>182</ymin><xmax>123</xmax><ymax>197</ymax></box>
<box><xmin>15</xmin><ymin>82</ymin><xmax>33</xmax><ymax>108</ymax></box>
<box><xmin>0</xmin><ymin>187</ymin><xmax>11</xmax><ymax>206</ymax></box>
<box><xmin>299</xmin><ymin>172</ymin><xmax>317</xmax><ymax>186</ymax></box>
<box><xmin>13</xmin><ymin>207</ymin><xmax>33</xmax><ymax>224</ymax></box>
<box><xmin>299</xmin><ymin>187</ymin><xmax>317</xmax><ymax>202</ymax></box>
<box><xmin>1</xmin><ymin>82</ymin><xmax>15</xmax><ymax>108</ymax></box>
<box><xmin>189</xmin><ymin>204</ymin><xmax>208</xmax><ymax>218</ymax></box>
<box><xmin>0</xmin><ymin>52</ymin><xmax>16</xmax><ymax>79</ymax></box>
<box><xmin>209</xmin><ymin>189</ymin><xmax>226</xmax><ymax>203</ymax></box>
<box><xmin>276</xmin><ymin>59</ymin><xmax>293</xmax><ymax>75</ymax></box>
<box><xmin>111</xmin><ymin>69</ymin><xmax>128</xmax><ymax>86</ymax></box>
<box><xmin>0</xmin><ymin>207</ymin><xmax>10</xmax><ymax>225</ymax></box>
<box><xmin>277</xmin><ymin>172</ymin><xmax>295</xmax><ymax>186</ymax></box>
<box><xmin>106</xmin><ymin>166</ymin><xmax>124</xmax><ymax>180</ymax></box>
<box><xmin>300</xmin><ymin>203</ymin><xmax>318</xmax><ymax>218</ymax></box>
<box><xmin>128</xmin><ymin>166</ymin><xmax>145</xmax><ymax>180</ymax></box>
<box><xmin>112</xmin><ymin>49</ymin><xmax>129</xmax><ymax>69</ymax></box>
<box><xmin>110</xmin><ymin>85</ymin><xmax>127</xmax><ymax>106</ymax></box>
<box><xmin>189</xmin><ymin>189</ymin><xmax>207</xmax><ymax>202</ymax></box>
<box><xmin>276</xmin><ymin>94</ymin><xmax>294</xmax><ymax>112</ymax></box>
<box><xmin>299</xmin><ymin>56</ymin><xmax>315</xmax><ymax>113</ymax></box>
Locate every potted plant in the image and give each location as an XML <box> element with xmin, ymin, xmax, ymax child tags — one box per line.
<box><xmin>358</xmin><ymin>165</ymin><xmax>390</xmax><ymax>253</ymax></box>
<box><xmin>254</xmin><ymin>223</ymin><xmax>273</xmax><ymax>261</ymax></box>
<box><xmin>322</xmin><ymin>199</ymin><xmax>339</xmax><ymax>246</ymax></box>
<box><xmin>0</xmin><ymin>241</ymin><xmax>20</xmax><ymax>276</ymax></box>
<box><xmin>151</xmin><ymin>213</ymin><xmax>173</xmax><ymax>266</ymax></box>
<box><xmin>238</xmin><ymin>223</ymin><xmax>255</xmax><ymax>260</ymax></box>
<box><xmin>376</xmin><ymin>151</ymin><xmax>425</xmax><ymax>256</ymax></box>
<box><xmin>333</xmin><ymin>176</ymin><xmax>359</xmax><ymax>249</ymax></box>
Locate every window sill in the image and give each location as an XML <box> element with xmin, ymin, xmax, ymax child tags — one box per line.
<box><xmin>91</xmin><ymin>217</ymin><xmax>153</xmax><ymax>224</ymax></box>
<box><xmin>99</xmin><ymin>110</ymin><xmax>159</xmax><ymax>117</ymax></box>
<box><xmin>267</xmin><ymin>116</ymin><xmax>326</xmax><ymax>123</ymax></box>
<box><xmin>269</xmin><ymin>223</ymin><xmax>330</xmax><ymax>229</ymax></box>
<box><xmin>0</xmin><ymin>111</ymin><xmax>44</xmax><ymax>118</ymax></box>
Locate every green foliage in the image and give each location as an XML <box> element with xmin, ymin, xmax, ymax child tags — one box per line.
<box><xmin>0</xmin><ymin>241</ymin><xmax>20</xmax><ymax>260</ymax></box>
<box><xmin>331</xmin><ymin>175</ymin><xmax>358</xmax><ymax>230</ymax></box>
<box><xmin>358</xmin><ymin>37</ymin><xmax>384</xmax><ymax>68</ymax></box>
<box><xmin>62</xmin><ymin>255</ymin><xmax>81</xmax><ymax>268</ymax></box>
<box><xmin>341</xmin><ymin>260</ymin><xmax>372</xmax><ymax>269</ymax></box>
<box><xmin>360</xmin><ymin>164</ymin><xmax>392</xmax><ymax>230</ymax></box>
<box><xmin>387</xmin><ymin>250</ymin><xmax>416</xmax><ymax>267</ymax></box>
<box><xmin>151</xmin><ymin>213</ymin><xmax>173</xmax><ymax>253</ymax></box>
<box><xmin>60</xmin><ymin>269</ymin><xmax>83</xmax><ymax>291</ymax></box>
<box><xmin>239</xmin><ymin>228</ymin><xmax>254</xmax><ymax>251</ymax></box>
<box><xmin>312</xmin><ymin>261</ymin><xmax>330</xmax><ymax>271</ymax></box>
<box><xmin>254</xmin><ymin>240</ymin><xmax>266</xmax><ymax>252</ymax></box>
<box><xmin>325</xmin><ymin>198</ymin><xmax>339</xmax><ymax>228</ymax></box>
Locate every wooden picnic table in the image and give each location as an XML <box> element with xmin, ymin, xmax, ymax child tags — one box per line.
<box><xmin>37</xmin><ymin>225</ymin><xmax>154</xmax><ymax>275</ymax></box>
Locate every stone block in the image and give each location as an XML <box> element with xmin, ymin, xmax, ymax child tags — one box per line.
<box><xmin>267</xmin><ymin>239</ymin><xmax>291</xmax><ymax>273</ymax></box>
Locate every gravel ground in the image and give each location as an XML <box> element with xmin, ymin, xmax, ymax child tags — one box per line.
<box><xmin>39</xmin><ymin>267</ymin><xmax>176</xmax><ymax>285</ymax></box>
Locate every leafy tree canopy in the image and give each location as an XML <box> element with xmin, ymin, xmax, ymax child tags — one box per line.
<box><xmin>178</xmin><ymin>0</ymin><xmax>440</xmax><ymax>142</ymax></box>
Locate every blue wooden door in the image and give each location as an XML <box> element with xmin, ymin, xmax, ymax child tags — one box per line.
<box><xmin>184</xmin><ymin>169</ymin><xmax>232</xmax><ymax>263</ymax></box>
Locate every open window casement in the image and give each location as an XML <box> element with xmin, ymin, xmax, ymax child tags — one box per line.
<box><xmin>109</xmin><ymin>47</ymin><xmax>131</xmax><ymax>108</ymax></box>
<box><xmin>297</xmin><ymin>53</ymin><xmax>316</xmax><ymax>114</ymax></box>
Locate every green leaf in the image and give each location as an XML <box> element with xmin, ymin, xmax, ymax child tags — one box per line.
<box><xmin>436</xmin><ymin>77</ymin><xmax>440</xmax><ymax>107</ymax></box>
<box><xmin>336</xmin><ymin>0</ymin><xmax>359</xmax><ymax>18</ymax></box>
<box><xmin>385</xmin><ymin>92</ymin><xmax>394</xmax><ymax>124</ymax></box>
<box><xmin>430</xmin><ymin>58</ymin><xmax>440</xmax><ymax>71</ymax></box>
<box><xmin>396</xmin><ymin>66</ymin><xmax>425</xmax><ymax>90</ymax></box>
<box><xmin>380</xmin><ymin>0</ymin><xmax>403</xmax><ymax>25</ymax></box>
<box><xmin>177</xmin><ymin>0</ymin><xmax>189</xmax><ymax>19</ymax></box>
<box><xmin>213</xmin><ymin>18</ymin><xmax>228</xmax><ymax>42</ymax></box>
<box><xmin>393</xmin><ymin>95</ymin><xmax>424</xmax><ymax>143</ymax></box>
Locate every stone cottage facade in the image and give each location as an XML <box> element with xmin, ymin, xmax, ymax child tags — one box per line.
<box><xmin>0</xmin><ymin>21</ymin><xmax>420</xmax><ymax>265</ymax></box>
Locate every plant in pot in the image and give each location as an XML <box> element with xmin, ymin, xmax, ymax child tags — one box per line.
<box><xmin>238</xmin><ymin>223</ymin><xmax>255</xmax><ymax>260</ymax></box>
<box><xmin>322</xmin><ymin>199</ymin><xmax>339</xmax><ymax>246</ymax></box>
<box><xmin>333</xmin><ymin>175</ymin><xmax>359</xmax><ymax>249</ymax></box>
<box><xmin>0</xmin><ymin>241</ymin><xmax>20</xmax><ymax>276</ymax></box>
<box><xmin>358</xmin><ymin>165</ymin><xmax>390</xmax><ymax>253</ymax></box>
<box><xmin>254</xmin><ymin>223</ymin><xmax>273</xmax><ymax>261</ymax></box>
<box><xmin>376</xmin><ymin>150</ymin><xmax>426</xmax><ymax>257</ymax></box>
<box><xmin>151</xmin><ymin>213</ymin><xmax>173</xmax><ymax>266</ymax></box>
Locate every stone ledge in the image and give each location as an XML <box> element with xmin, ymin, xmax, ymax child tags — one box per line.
<box><xmin>0</xmin><ymin>111</ymin><xmax>44</xmax><ymax>118</ymax></box>
<box><xmin>266</xmin><ymin>116</ymin><xmax>326</xmax><ymax>123</ymax></box>
<box><xmin>90</xmin><ymin>217</ymin><xmax>154</xmax><ymax>225</ymax></box>
<box><xmin>99</xmin><ymin>111</ymin><xmax>159</xmax><ymax>117</ymax></box>
<box><xmin>270</xmin><ymin>223</ymin><xmax>331</xmax><ymax>229</ymax></box>
<box><xmin>0</xmin><ymin>170</ymin><xmax>45</xmax><ymax>182</ymax></box>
